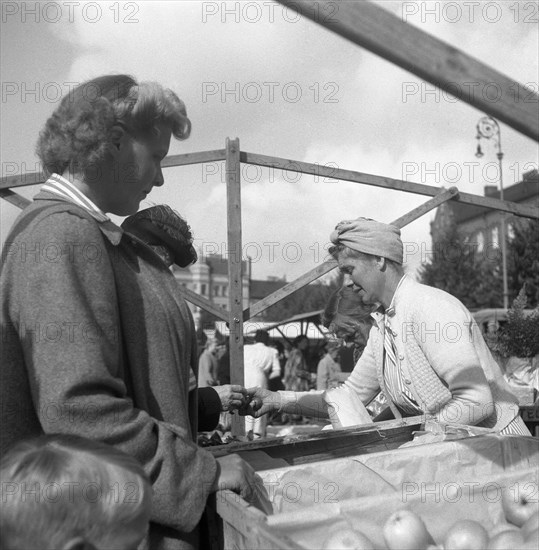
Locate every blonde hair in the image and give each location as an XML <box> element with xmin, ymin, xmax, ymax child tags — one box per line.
<box><xmin>0</xmin><ymin>434</ymin><xmax>151</xmax><ymax>550</ymax></box>
<box><xmin>36</xmin><ymin>74</ymin><xmax>191</xmax><ymax>175</ymax></box>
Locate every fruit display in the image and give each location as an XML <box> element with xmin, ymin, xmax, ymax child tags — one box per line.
<box><xmin>319</xmin><ymin>484</ymin><xmax>539</xmax><ymax>550</ymax></box>
<box><xmin>214</xmin><ymin>434</ymin><xmax>539</xmax><ymax>550</ymax></box>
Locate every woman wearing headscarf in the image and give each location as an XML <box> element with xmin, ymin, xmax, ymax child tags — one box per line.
<box><xmin>246</xmin><ymin>217</ymin><xmax>529</xmax><ymax>435</ymax></box>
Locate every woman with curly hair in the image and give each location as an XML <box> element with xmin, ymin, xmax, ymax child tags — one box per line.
<box><xmin>322</xmin><ymin>280</ymin><xmax>375</xmax><ymax>364</ymax></box>
<box><xmin>0</xmin><ymin>75</ymin><xmax>260</xmax><ymax>550</ymax></box>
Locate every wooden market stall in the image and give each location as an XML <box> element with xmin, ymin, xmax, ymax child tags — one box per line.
<box><xmin>1</xmin><ymin>1</ymin><xmax>538</xmax><ymax>548</ymax></box>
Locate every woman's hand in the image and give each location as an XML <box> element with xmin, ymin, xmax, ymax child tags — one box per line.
<box><xmin>213</xmin><ymin>454</ymin><xmax>272</xmax><ymax>512</ymax></box>
<box><xmin>242</xmin><ymin>387</ymin><xmax>281</xmax><ymax>417</ymax></box>
<box><xmin>212</xmin><ymin>385</ymin><xmax>248</xmax><ymax>412</ymax></box>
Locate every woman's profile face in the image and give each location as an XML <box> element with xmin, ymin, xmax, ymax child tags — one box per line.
<box><xmin>107</xmin><ymin>122</ymin><xmax>172</xmax><ymax>216</ymax></box>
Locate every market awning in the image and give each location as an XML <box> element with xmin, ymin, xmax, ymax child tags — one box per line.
<box><xmin>215</xmin><ymin>310</ymin><xmax>331</xmax><ymax>342</ymax></box>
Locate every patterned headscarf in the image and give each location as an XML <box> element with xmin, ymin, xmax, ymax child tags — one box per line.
<box><xmin>330</xmin><ymin>217</ymin><xmax>403</xmax><ymax>264</ymax></box>
<box><xmin>122</xmin><ymin>205</ymin><xmax>197</xmax><ymax>267</ymax></box>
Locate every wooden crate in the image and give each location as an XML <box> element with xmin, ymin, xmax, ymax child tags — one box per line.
<box><xmin>211</xmin><ymin>433</ymin><xmax>539</xmax><ymax>550</ymax></box>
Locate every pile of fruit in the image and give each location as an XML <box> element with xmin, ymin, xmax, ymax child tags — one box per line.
<box><xmin>322</xmin><ymin>482</ymin><xmax>538</xmax><ymax>550</ymax></box>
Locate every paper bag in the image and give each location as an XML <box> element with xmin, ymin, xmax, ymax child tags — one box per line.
<box><xmin>324</xmin><ymin>385</ymin><xmax>373</xmax><ymax>428</ymax></box>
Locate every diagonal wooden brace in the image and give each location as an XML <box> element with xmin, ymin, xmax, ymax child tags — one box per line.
<box><xmin>244</xmin><ymin>187</ymin><xmax>460</xmax><ymax>321</ymax></box>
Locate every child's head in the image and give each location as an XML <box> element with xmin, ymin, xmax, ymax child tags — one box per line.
<box><xmin>0</xmin><ymin>434</ymin><xmax>151</xmax><ymax>550</ymax></box>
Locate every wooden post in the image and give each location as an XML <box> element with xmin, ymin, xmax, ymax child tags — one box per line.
<box><xmin>0</xmin><ymin>190</ymin><xmax>31</xmax><ymax>209</ymax></box>
<box><xmin>225</xmin><ymin>138</ymin><xmax>245</xmax><ymax>436</ymax></box>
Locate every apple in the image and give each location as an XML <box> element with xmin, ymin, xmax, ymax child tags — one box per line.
<box><xmin>522</xmin><ymin>513</ymin><xmax>539</xmax><ymax>539</ymax></box>
<box><xmin>443</xmin><ymin>520</ymin><xmax>488</xmax><ymax>550</ymax></box>
<box><xmin>383</xmin><ymin>510</ymin><xmax>434</xmax><ymax>550</ymax></box>
<box><xmin>501</xmin><ymin>482</ymin><xmax>539</xmax><ymax>527</ymax></box>
<box><xmin>523</xmin><ymin>528</ymin><xmax>538</xmax><ymax>547</ymax></box>
<box><xmin>488</xmin><ymin>529</ymin><xmax>525</xmax><ymax>550</ymax></box>
<box><xmin>489</xmin><ymin>522</ymin><xmax>520</xmax><ymax>538</ymax></box>
<box><xmin>322</xmin><ymin>527</ymin><xmax>375</xmax><ymax>550</ymax></box>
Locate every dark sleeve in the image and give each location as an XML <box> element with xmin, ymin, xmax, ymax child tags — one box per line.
<box><xmin>197</xmin><ymin>387</ymin><xmax>222</xmax><ymax>431</ymax></box>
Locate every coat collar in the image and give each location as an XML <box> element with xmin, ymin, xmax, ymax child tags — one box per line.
<box><xmin>33</xmin><ymin>190</ymin><xmax>124</xmax><ymax>246</ymax></box>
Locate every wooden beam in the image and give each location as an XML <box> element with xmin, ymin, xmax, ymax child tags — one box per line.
<box><xmin>244</xmin><ymin>187</ymin><xmax>461</xmax><ymax>320</ymax></box>
<box><xmin>226</xmin><ymin>138</ymin><xmax>245</xmax><ymax>435</ymax></box>
<box><xmin>244</xmin><ymin>260</ymin><xmax>338</xmax><ymax>321</ymax></box>
<box><xmin>241</xmin><ymin>151</ymin><xmax>539</xmax><ymax>219</ymax></box>
<box><xmin>391</xmin><ymin>186</ymin><xmax>459</xmax><ymax>228</ymax></box>
<box><xmin>0</xmin><ymin>150</ymin><xmax>227</xmax><ymax>192</ymax></box>
<box><xmin>161</xmin><ymin>149</ymin><xmax>226</xmax><ymax>168</ymax></box>
<box><xmin>0</xmin><ymin>171</ymin><xmax>47</xmax><ymax>190</ymax></box>
<box><xmin>456</xmin><ymin>190</ymin><xmax>539</xmax><ymax>219</ymax></box>
<box><xmin>176</xmin><ymin>285</ymin><xmax>229</xmax><ymax>322</ymax></box>
<box><xmin>276</xmin><ymin>0</ymin><xmax>539</xmax><ymax>141</ymax></box>
<box><xmin>0</xmin><ymin>189</ymin><xmax>32</xmax><ymax>209</ymax></box>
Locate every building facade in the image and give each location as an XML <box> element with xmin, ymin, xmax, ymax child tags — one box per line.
<box><xmin>430</xmin><ymin>169</ymin><xmax>539</xmax><ymax>254</ymax></box>
<box><xmin>172</xmin><ymin>254</ymin><xmax>286</xmax><ymax>328</ymax></box>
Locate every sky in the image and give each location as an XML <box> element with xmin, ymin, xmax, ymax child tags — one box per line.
<box><xmin>1</xmin><ymin>0</ymin><xmax>538</xmax><ymax>283</ymax></box>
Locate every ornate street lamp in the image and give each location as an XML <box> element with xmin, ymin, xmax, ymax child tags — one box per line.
<box><xmin>475</xmin><ymin>116</ymin><xmax>509</xmax><ymax>308</ymax></box>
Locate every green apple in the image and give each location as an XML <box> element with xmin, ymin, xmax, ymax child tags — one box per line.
<box><xmin>489</xmin><ymin>523</ymin><xmax>520</xmax><ymax>538</ymax></box>
<box><xmin>522</xmin><ymin>513</ymin><xmax>539</xmax><ymax>539</ymax></box>
<box><xmin>501</xmin><ymin>483</ymin><xmax>539</xmax><ymax>527</ymax></box>
<box><xmin>383</xmin><ymin>510</ymin><xmax>434</xmax><ymax>550</ymax></box>
<box><xmin>488</xmin><ymin>529</ymin><xmax>525</xmax><ymax>550</ymax></box>
<box><xmin>443</xmin><ymin>520</ymin><xmax>488</xmax><ymax>550</ymax></box>
<box><xmin>322</xmin><ymin>527</ymin><xmax>375</xmax><ymax>550</ymax></box>
<box><xmin>523</xmin><ymin>528</ymin><xmax>538</xmax><ymax>548</ymax></box>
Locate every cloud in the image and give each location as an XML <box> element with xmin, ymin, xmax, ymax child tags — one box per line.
<box><xmin>1</xmin><ymin>0</ymin><xmax>537</xmax><ymax>286</ymax></box>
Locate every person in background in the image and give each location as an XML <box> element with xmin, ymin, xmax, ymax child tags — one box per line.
<box><xmin>268</xmin><ymin>341</ymin><xmax>286</xmax><ymax>392</ymax></box>
<box><xmin>245</xmin><ymin>217</ymin><xmax>530</xmax><ymax>436</ymax></box>
<box><xmin>316</xmin><ymin>340</ymin><xmax>344</xmax><ymax>390</ymax></box>
<box><xmin>198</xmin><ymin>338</ymin><xmax>220</xmax><ymax>388</ymax></box>
<box><xmin>0</xmin><ymin>434</ymin><xmax>151</xmax><ymax>550</ymax></box>
<box><xmin>323</xmin><ymin>282</ymin><xmax>374</xmax><ymax>363</ymax></box>
<box><xmin>243</xmin><ymin>330</ymin><xmax>281</xmax><ymax>438</ymax></box>
<box><xmin>321</xmin><ymin>282</ymin><xmax>389</xmax><ymax>417</ymax></box>
<box><xmin>0</xmin><ymin>75</ymin><xmax>259</xmax><ymax>550</ymax></box>
<box><xmin>216</xmin><ymin>338</ymin><xmax>231</xmax><ymax>386</ymax></box>
<box><xmin>283</xmin><ymin>335</ymin><xmax>311</xmax><ymax>392</ymax></box>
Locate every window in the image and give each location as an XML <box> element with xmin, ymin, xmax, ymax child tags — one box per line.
<box><xmin>200</xmin><ymin>284</ymin><xmax>207</xmax><ymax>296</ymax></box>
<box><xmin>491</xmin><ymin>226</ymin><xmax>499</xmax><ymax>249</ymax></box>
<box><xmin>507</xmin><ymin>222</ymin><xmax>515</xmax><ymax>240</ymax></box>
<box><xmin>214</xmin><ymin>285</ymin><xmax>220</xmax><ymax>296</ymax></box>
<box><xmin>476</xmin><ymin>231</ymin><xmax>484</xmax><ymax>253</ymax></box>
<box><xmin>222</xmin><ymin>286</ymin><xmax>228</xmax><ymax>297</ymax></box>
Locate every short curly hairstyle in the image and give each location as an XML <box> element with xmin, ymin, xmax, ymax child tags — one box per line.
<box><xmin>323</xmin><ymin>281</ymin><xmax>374</xmax><ymax>343</ymax></box>
<box><xmin>36</xmin><ymin>74</ymin><xmax>191</xmax><ymax>175</ymax></box>
<box><xmin>0</xmin><ymin>433</ymin><xmax>151</xmax><ymax>550</ymax></box>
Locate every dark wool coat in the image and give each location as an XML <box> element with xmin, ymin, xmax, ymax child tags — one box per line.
<box><xmin>0</xmin><ymin>191</ymin><xmax>217</xmax><ymax>549</ymax></box>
